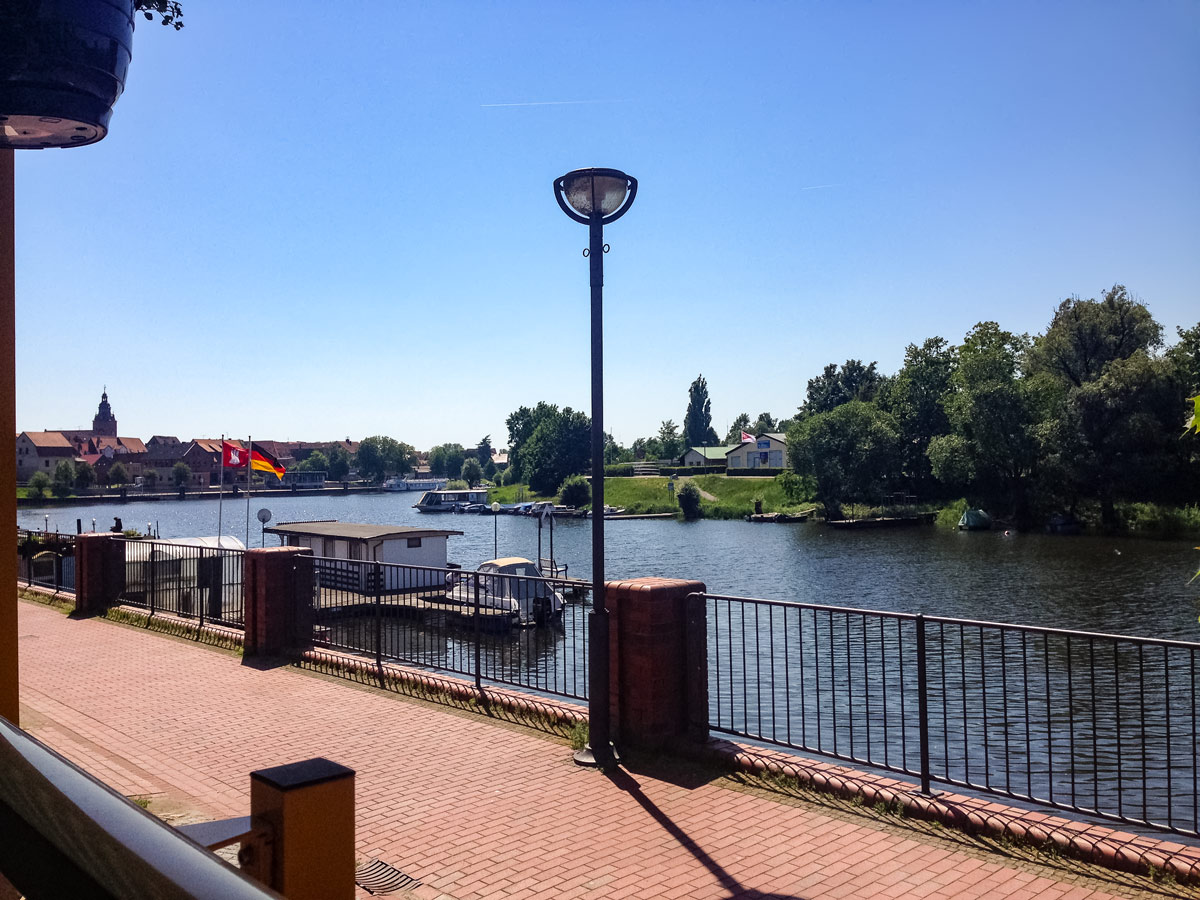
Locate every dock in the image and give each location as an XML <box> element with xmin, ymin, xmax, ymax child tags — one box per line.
<box><xmin>604</xmin><ymin>512</ymin><xmax>676</xmax><ymax>520</ymax></box>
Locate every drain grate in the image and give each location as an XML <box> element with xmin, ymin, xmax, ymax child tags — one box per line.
<box><xmin>355</xmin><ymin>858</ymin><xmax>423</xmax><ymax>895</ymax></box>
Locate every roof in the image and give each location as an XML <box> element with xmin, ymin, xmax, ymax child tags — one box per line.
<box><xmin>686</xmin><ymin>446</ymin><xmax>732</xmax><ymax>460</ymax></box>
<box><xmin>21</xmin><ymin>431</ymin><xmax>72</xmax><ymax>449</ymax></box>
<box><xmin>188</xmin><ymin>438</ymin><xmax>241</xmax><ymax>454</ymax></box>
<box><xmin>481</xmin><ymin>557</ymin><xmax>536</xmax><ymax>568</ymax></box>
<box><xmin>764</xmin><ymin>432</ymin><xmax>787</xmax><ymax>442</ymax></box>
<box><xmin>726</xmin><ymin>434</ymin><xmax>787</xmax><ymax>455</ymax></box>
<box><xmin>92</xmin><ymin>436</ymin><xmax>147</xmax><ymax>454</ymax></box>
<box><xmin>264</xmin><ymin>521</ymin><xmax>464</xmax><ymax>541</ymax></box>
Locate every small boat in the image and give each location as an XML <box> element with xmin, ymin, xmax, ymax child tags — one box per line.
<box><xmin>957</xmin><ymin>509</ymin><xmax>992</xmax><ymax>531</ymax></box>
<box><xmin>414</xmin><ymin>488</ymin><xmax>490</xmax><ymax>512</ymax></box>
<box><xmin>447</xmin><ymin>557</ymin><xmax>564</xmax><ymax>625</ymax></box>
<box><xmin>602</xmin><ymin>505</ymin><xmax>627</xmax><ymax>517</ymax></box>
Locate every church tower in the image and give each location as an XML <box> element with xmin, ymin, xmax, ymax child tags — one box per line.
<box><xmin>92</xmin><ymin>388</ymin><xmax>117</xmax><ymax>437</ymax></box>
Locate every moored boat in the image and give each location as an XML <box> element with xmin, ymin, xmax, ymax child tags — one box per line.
<box><xmin>414</xmin><ymin>488</ymin><xmax>490</xmax><ymax>512</ymax></box>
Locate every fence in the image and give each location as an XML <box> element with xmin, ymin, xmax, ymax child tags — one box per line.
<box><xmin>702</xmin><ymin>592</ymin><xmax>1200</xmax><ymax>840</ymax></box>
<box><xmin>310</xmin><ymin>557</ymin><xmax>590</xmax><ymax>702</ymax></box>
<box><xmin>118</xmin><ymin>539</ymin><xmax>246</xmax><ymax>628</ymax></box>
<box><xmin>17</xmin><ymin>529</ymin><xmax>76</xmax><ymax>593</ymax></box>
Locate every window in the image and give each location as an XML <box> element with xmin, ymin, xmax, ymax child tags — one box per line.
<box><xmin>407</xmin><ymin>537</ymin><xmax>422</xmax><ymax>548</ymax></box>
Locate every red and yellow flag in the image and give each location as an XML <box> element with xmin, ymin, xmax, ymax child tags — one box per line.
<box><xmin>249</xmin><ymin>445</ymin><xmax>286</xmax><ymax>479</ymax></box>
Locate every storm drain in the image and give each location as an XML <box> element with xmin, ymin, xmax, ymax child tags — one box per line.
<box><xmin>355</xmin><ymin>858</ymin><xmax>423</xmax><ymax>895</ymax></box>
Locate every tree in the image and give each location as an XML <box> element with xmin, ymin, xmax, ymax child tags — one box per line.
<box><xmin>296</xmin><ymin>450</ymin><xmax>329</xmax><ymax>473</ymax></box>
<box><xmin>460</xmin><ymin>457</ymin><xmax>483</xmax><ymax>486</ymax></box>
<box><xmin>74</xmin><ymin>461</ymin><xmax>95</xmax><ymax>491</ymax></box>
<box><xmin>724</xmin><ymin>413</ymin><xmax>751</xmax><ymax>445</ymax></box>
<box><xmin>751</xmin><ymin>412</ymin><xmax>777</xmax><ymax>435</ymax></box>
<box><xmin>520</xmin><ymin>407</ymin><xmax>591</xmax><ymax>494</ymax></box>
<box><xmin>677</xmin><ymin>481</ymin><xmax>702</xmax><ymax>520</ymax></box>
<box><xmin>1167</xmin><ymin>322</ymin><xmax>1200</xmax><ymax>397</ymax></box>
<box><xmin>27</xmin><ymin>471</ymin><xmax>50</xmax><ymax>499</ymax></box>
<box><xmin>483</xmin><ymin>458</ymin><xmax>497</xmax><ymax>481</ymax></box>
<box><xmin>172</xmin><ymin>461</ymin><xmax>191</xmax><ymax>488</ymax></box>
<box><xmin>683</xmin><ymin>374</ymin><xmax>719</xmax><ymax>448</ymax></box>
<box><xmin>879</xmin><ymin>336</ymin><xmax>957</xmax><ymax>494</ymax></box>
<box><xmin>559</xmin><ymin>474</ymin><xmax>590</xmax><ymax>508</ymax></box>
<box><xmin>929</xmin><ymin>322</ymin><xmax>1040</xmax><ymax>525</ymax></box>
<box><xmin>506</xmin><ymin>402</ymin><xmax>560</xmax><ymax>482</ymax></box>
<box><xmin>137</xmin><ymin>1</ymin><xmax>185</xmax><ymax>29</ymax></box>
<box><xmin>356</xmin><ymin>435</ymin><xmax>415</xmax><ymax>482</ymax></box>
<box><xmin>476</xmin><ymin>435</ymin><xmax>493</xmax><ymax>465</ymax></box>
<box><xmin>142</xmin><ymin>468</ymin><xmax>159</xmax><ymax>490</ymax></box>
<box><xmin>800</xmin><ymin>360</ymin><xmax>884</xmax><ymax>417</ymax></box>
<box><xmin>787</xmin><ymin>401</ymin><xmax>902</xmax><ymax>519</ymax></box>
<box><xmin>428</xmin><ymin>443</ymin><xmax>466</xmax><ymax>478</ymax></box>
<box><xmin>657</xmin><ymin>420</ymin><xmax>681</xmax><ymax>461</ymax></box>
<box><xmin>1027</xmin><ymin>286</ymin><xmax>1162</xmax><ymax>388</ymax></box>
<box><xmin>107</xmin><ymin>462</ymin><xmax>129</xmax><ymax>487</ymax></box>
<box><xmin>328</xmin><ymin>446</ymin><xmax>351</xmax><ymax>481</ymax></box>
<box><xmin>52</xmin><ymin>460</ymin><xmax>74</xmax><ymax>498</ymax></box>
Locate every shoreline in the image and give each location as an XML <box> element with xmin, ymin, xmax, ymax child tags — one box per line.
<box><xmin>17</xmin><ymin>483</ymin><xmax>381</xmax><ymax>509</ymax></box>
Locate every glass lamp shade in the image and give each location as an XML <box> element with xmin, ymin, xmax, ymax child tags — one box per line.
<box><xmin>563</xmin><ymin>173</ymin><xmax>629</xmax><ymax>217</ymax></box>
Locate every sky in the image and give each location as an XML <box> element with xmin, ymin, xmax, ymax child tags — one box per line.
<box><xmin>14</xmin><ymin>1</ymin><xmax>1200</xmax><ymax>449</ymax></box>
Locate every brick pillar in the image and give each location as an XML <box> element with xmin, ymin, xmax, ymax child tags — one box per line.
<box><xmin>604</xmin><ymin>577</ymin><xmax>707</xmax><ymax>750</ymax></box>
<box><xmin>73</xmin><ymin>533</ymin><xmax>126</xmax><ymax>615</ymax></box>
<box><xmin>243</xmin><ymin>547</ymin><xmax>314</xmax><ymax>656</ymax></box>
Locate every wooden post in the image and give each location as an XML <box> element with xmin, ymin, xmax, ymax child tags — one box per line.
<box><xmin>1</xmin><ymin>149</ymin><xmax>18</xmax><ymax>724</ymax></box>
<box><xmin>247</xmin><ymin>758</ymin><xmax>355</xmax><ymax>899</ymax></box>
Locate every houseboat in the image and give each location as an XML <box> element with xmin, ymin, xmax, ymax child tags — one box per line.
<box><xmin>413</xmin><ymin>488</ymin><xmax>489</xmax><ymax>512</ymax></box>
<box><xmin>382</xmin><ymin>475</ymin><xmax>448</xmax><ymax>492</ymax></box>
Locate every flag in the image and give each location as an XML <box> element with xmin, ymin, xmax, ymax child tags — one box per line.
<box><xmin>741</xmin><ymin>431</ymin><xmax>755</xmax><ymax>443</ymax></box>
<box><xmin>221</xmin><ymin>441</ymin><xmax>248</xmax><ymax>468</ymax></box>
<box><xmin>250</xmin><ymin>445</ymin><xmax>286</xmax><ymax>480</ymax></box>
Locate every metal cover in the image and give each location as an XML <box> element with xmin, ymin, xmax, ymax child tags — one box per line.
<box><xmin>355</xmin><ymin>859</ymin><xmax>422</xmax><ymax>895</ymax></box>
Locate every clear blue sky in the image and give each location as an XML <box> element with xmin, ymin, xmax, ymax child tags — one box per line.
<box><xmin>15</xmin><ymin>1</ymin><xmax>1200</xmax><ymax>448</ymax></box>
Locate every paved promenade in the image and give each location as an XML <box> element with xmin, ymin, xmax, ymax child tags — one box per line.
<box><xmin>14</xmin><ymin>599</ymin><xmax>1184</xmax><ymax>899</ymax></box>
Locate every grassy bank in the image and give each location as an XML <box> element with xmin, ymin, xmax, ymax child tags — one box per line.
<box><xmin>489</xmin><ymin>475</ymin><xmax>817</xmax><ymax>519</ymax></box>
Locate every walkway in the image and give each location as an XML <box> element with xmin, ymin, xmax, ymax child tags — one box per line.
<box><xmin>15</xmin><ymin>599</ymin><xmax>1182</xmax><ymax>899</ymax></box>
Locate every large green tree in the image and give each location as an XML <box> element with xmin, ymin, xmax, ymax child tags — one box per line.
<box><xmin>428</xmin><ymin>443</ymin><xmax>466</xmax><ymax>478</ymax></box>
<box><xmin>657</xmin><ymin>420</ymin><xmax>681</xmax><ymax>461</ymax></box>
<box><xmin>786</xmin><ymin>401</ymin><xmax>902</xmax><ymax>519</ymax></box>
<box><xmin>724</xmin><ymin>413</ymin><xmax>751</xmax><ymax>445</ymax></box>
<box><xmin>506</xmin><ymin>402</ymin><xmax>560</xmax><ymax>483</ymax></box>
<box><xmin>880</xmin><ymin>336</ymin><xmax>956</xmax><ymax>495</ymax></box>
<box><xmin>52</xmin><ymin>460</ymin><xmax>74</xmax><ymax>498</ymax></box>
<box><xmin>683</xmin><ymin>374</ymin><xmax>720</xmax><ymax>448</ymax></box>
<box><xmin>519</xmin><ymin>407</ymin><xmax>591</xmax><ymax>494</ymax></box>
<box><xmin>800</xmin><ymin>360</ymin><xmax>885</xmax><ymax>418</ymax></box>
<box><xmin>328</xmin><ymin>446</ymin><xmax>351</xmax><ymax>481</ymax></box>
<box><xmin>355</xmin><ymin>435</ymin><xmax>415</xmax><ymax>482</ymax></box>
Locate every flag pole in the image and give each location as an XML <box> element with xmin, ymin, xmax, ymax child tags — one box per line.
<box><xmin>245</xmin><ymin>434</ymin><xmax>252</xmax><ymax>549</ymax></box>
<box><xmin>217</xmin><ymin>434</ymin><xmax>225</xmax><ymax>543</ymax></box>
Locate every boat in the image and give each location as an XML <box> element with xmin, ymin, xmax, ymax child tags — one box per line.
<box><xmin>826</xmin><ymin>513</ymin><xmax>935</xmax><ymax>529</ymax></box>
<box><xmin>957</xmin><ymin>509</ymin><xmax>992</xmax><ymax>531</ymax></box>
<box><xmin>447</xmin><ymin>557</ymin><xmax>564</xmax><ymax>625</ymax></box>
<box><xmin>383</xmin><ymin>475</ymin><xmax>448</xmax><ymax>492</ymax></box>
<box><xmin>413</xmin><ymin>488</ymin><xmax>490</xmax><ymax>512</ymax></box>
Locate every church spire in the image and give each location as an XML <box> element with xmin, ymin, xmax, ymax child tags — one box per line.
<box><xmin>92</xmin><ymin>388</ymin><xmax>117</xmax><ymax>437</ymax></box>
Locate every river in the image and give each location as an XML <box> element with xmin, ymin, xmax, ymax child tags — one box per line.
<box><xmin>18</xmin><ymin>491</ymin><xmax>1200</xmax><ymax>641</ymax></box>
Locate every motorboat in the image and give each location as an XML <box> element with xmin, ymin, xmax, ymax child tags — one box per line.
<box><xmin>414</xmin><ymin>488</ymin><xmax>489</xmax><ymax>512</ymax></box>
<box><xmin>447</xmin><ymin>557</ymin><xmax>564</xmax><ymax>625</ymax></box>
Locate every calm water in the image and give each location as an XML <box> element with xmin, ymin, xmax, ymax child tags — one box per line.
<box><xmin>20</xmin><ymin>491</ymin><xmax>1200</xmax><ymax>640</ymax></box>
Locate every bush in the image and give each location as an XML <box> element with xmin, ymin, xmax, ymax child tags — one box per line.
<box><xmin>445</xmin><ymin>479</ymin><xmax>469</xmax><ymax>490</ymax></box>
<box><xmin>460</xmin><ymin>457</ymin><xmax>483</xmax><ymax>486</ymax></box>
<box><xmin>52</xmin><ymin>460</ymin><xmax>74</xmax><ymax>498</ymax></box>
<box><xmin>27</xmin><ymin>471</ymin><xmax>50</xmax><ymax>498</ymax></box>
<box><xmin>604</xmin><ymin>464</ymin><xmax>634</xmax><ymax>477</ymax></box>
<box><xmin>936</xmin><ymin>498</ymin><xmax>970</xmax><ymax>529</ymax></box>
<box><xmin>726</xmin><ymin>467</ymin><xmax>785</xmax><ymax>477</ymax></box>
<box><xmin>659</xmin><ymin>465</ymin><xmax>726</xmax><ymax>477</ymax></box>
<box><xmin>559</xmin><ymin>474</ymin><xmax>591</xmax><ymax>508</ymax></box>
<box><xmin>1118</xmin><ymin>503</ymin><xmax>1200</xmax><ymax>539</ymax></box>
<box><xmin>677</xmin><ymin>482</ymin><xmax>703</xmax><ymax>520</ymax></box>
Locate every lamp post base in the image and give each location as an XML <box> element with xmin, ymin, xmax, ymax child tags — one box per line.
<box><xmin>573</xmin><ymin>742</ymin><xmax>619</xmax><ymax>770</ymax></box>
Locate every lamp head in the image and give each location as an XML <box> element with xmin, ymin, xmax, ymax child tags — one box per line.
<box><xmin>554</xmin><ymin>167</ymin><xmax>637</xmax><ymax>225</ymax></box>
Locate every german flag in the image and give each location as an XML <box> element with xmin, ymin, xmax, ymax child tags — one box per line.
<box><xmin>250</xmin><ymin>444</ymin><xmax>286</xmax><ymax>480</ymax></box>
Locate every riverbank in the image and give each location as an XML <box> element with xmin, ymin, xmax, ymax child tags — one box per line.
<box><xmin>17</xmin><ymin>483</ymin><xmax>380</xmax><ymax>508</ymax></box>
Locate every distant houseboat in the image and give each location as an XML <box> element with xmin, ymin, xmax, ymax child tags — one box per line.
<box><xmin>413</xmin><ymin>488</ymin><xmax>489</xmax><ymax>512</ymax></box>
<box><xmin>382</xmin><ymin>475</ymin><xmax>448</xmax><ymax>492</ymax></box>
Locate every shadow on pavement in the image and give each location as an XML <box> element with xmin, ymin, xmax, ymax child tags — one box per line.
<box><xmin>606</xmin><ymin>767</ymin><xmax>809</xmax><ymax>900</ymax></box>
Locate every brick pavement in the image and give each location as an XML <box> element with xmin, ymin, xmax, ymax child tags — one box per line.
<box><xmin>14</xmin><ymin>599</ymin><xmax>1178</xmax><ymax>899</ymax></box>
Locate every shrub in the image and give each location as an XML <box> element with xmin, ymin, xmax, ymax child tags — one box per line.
<box><xmin>172</xmin><ymin>461</ymin><xmax>191</xmax><ymax>488</ymax></box>
<box><xmin>659</xmin><ymin>465</ymin><xmax>726</xmax><ymax>477</ymax></box>
<box><xmin>52</xmin><ymin>460</ymin><xmax>75</xmax><ymax>498</ymax></box>
<box><xmin>460</xmin><ymin>457</ymin><xmax>483</xmax><ymax>486</ymax></box>
<box><xmin>559</xmin><ymin>474</ymin><xmax>591</xmax><ymax>508</ymax></box>
<box><xmin>604</xmin><ymin>464</ymin><xmax>634</xmax><ymax>477</ymax></box>
<box><xmin>677</xmin><ymin>482</ymin><xmax>703</xmax><ymax>520</ymax></box>
<box><xmin>445</xmin><ymin>479</ymin><xmax>469</xmax><ymax>490</ymax></box>
<box><xmin>27</xmin><ymin>471</ymin><xmax>50</xmax><ymax>498</ymax></box>
<box><xmin>936</xmin><ymin>498</ymin><xmax>970</xmax><ymax>529</ymax></box>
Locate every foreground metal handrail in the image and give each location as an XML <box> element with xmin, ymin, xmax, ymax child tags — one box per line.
<box><xmin>0</xmin><ymin>716</ymin><xmax>281</xmax><ymax>899</ymax></box>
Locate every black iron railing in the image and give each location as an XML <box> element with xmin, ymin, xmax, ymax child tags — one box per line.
<box><xmin>310</xmin><ymin>557</ymin><xmax>589</xmax><ymax>702</ymax></box>
<box><xmin>118</xmin><ymin>539</ymin><xmax>246</xmax><ymax>628</ymax></box>
<box><xmin>702</xmin><ymin>592</ymin><xmax>1200</xmax><ymax>839</ymax></box>
<box><xmin>17</xmin><ymin>529</ymin><xmax>75</xmax><ymax>593</ymax></box>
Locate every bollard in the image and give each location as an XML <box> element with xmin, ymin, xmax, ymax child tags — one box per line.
<box><xmin>245</xmin><ymin>758</ymin><xmax>355</xmax><ymax>900</ymax></box>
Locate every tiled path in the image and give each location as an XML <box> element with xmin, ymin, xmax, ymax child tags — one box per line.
<box><xmin>14</xmin><ymin>599</ymin><xmax>1179</xmax><ymax>899</ymax></box>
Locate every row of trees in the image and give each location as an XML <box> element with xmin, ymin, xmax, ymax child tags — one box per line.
<box><xmin>787</xmin><ymin>287</ymin><xmax>1199</xmax><ymax>525</ymax></box>
<box><xmin>26</xmin><ymin>459</ymin><xmax>194</xmax><ymax>499</ymax></box>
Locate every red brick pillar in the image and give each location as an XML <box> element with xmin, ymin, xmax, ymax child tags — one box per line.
<box><xmin>73</xmin><ymin>533</ymin><xmax>126</xmax><ymax>615</ymax></box>
<box><xmin>604</xmin><ymin>577</ymin><xmax>707</xmax><ymax>750</ymax></box>
<box><xmin>244</xmin><ymin>547</ymin><xmax>314</xmax><ymax>656</ymax></box>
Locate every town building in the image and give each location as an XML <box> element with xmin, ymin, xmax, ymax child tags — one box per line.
<box><xmin>681</xmin><ymin>446</ymin><xmax>731</xmax><ymax>468</ymax></box>
<box><xmin>15</xmin><ymin>431</ymin><xmax>74</xmax><ymax>481</ymax></box>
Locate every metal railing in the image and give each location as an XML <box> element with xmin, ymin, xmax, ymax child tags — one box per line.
<box><xmin>118</xmin><ymin>539</ymin><xmax>246</xmax><ymax>628</ymax></box>
<box><xmin>17</xmin><ymin>529</ymin><xmax>75</xmax><ymax>593</ymax></box>
<box><xmin>702</xmin><ymin>592</ymin><xmax>1200</xmax><ymax>839</ymax></box>
<box><xmin>310</xmin><ymin>557</ymin><xmax>590</xmax><ymax>701</ymax></box>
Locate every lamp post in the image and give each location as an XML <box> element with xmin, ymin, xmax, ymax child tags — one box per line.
<box><xmin>491</xmin><ymin>501</ymin><xmax>500</xmax><ymax>558</ymax></box>
<box><xmin>554</xmin><ymin>167</ymin><xmax>637</xmax><ymax>769</ymax></box>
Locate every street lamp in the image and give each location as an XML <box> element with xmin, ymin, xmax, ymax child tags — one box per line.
<box><xmin>553</xmin><ymin>167</ymin><xmax>637</xmax><ymax>770</ymax></box>
<box><xmin>491</xmin><ymin>501</ymin><xmax>500</xmax><ymax>558</ymax></box>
